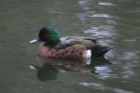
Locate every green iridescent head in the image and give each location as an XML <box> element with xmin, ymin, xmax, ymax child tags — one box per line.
<box><xmin>30</xmin><ymin>26</ymin><xmax>60</xmax><ymax>47</ymax></box>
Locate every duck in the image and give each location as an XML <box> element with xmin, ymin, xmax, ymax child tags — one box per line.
<box><xmin>30</xmin><ymin>26</ymin><xmax>111</xmax><ymax>59</ymax></box>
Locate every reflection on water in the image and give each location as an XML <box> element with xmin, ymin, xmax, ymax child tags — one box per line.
<box><xmin>77</xmin><ymin>0</ymin><xmax>140</xmax><ymax>81</ymax></box>
<box><xmin>109</xmin><ymin>50</ymin><xmax>139</xmax><ymax>79</ymax></box>
<box><xmin>30</xmin><ymin>57</ymin><xmax>111</xmax><ymax>81</ymax></box>
<box><xmin>90</xmin><ymin>14</ymin><xmax>112</xmax><ymax>18</ymax></box>
<box><xmin>98</xmin><ymin>2</ymin><xmax>117</xmax><ymax>6</ymax></box>
<box><xmin>84</xmin><ymin>26</ymin><xmax>115</xmax><ymax>37</ymax></box>
<box><xmin>79</xmin><ymin>82</ymin><xmax>133</xmax><ymax>93</ymax></box>
<box><xmin>30</xmin><ymin>64</ymin><xmax>58</xmax><ymax>81</ymax></box>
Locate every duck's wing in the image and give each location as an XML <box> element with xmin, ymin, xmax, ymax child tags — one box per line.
<box><xmin>54</xmin><ymin>36</ymin><xmax>98</xmax><ymax>50</ymax></box>
<box><xmin>62</xmin><ymin>36</ymin><xmax>111</xmax><ymax>57</ymax></box>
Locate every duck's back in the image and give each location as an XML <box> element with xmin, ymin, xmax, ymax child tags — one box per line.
<box><xmin>54</xmin><ymin>36</ymin><xmax>97</xmax><ymax>50</ymax></box>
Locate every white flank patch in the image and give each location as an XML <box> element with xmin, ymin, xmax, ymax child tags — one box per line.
<box><xmin>85</xmin><ymin>50</ymin><xmax>91</xmax><ymax>65</ymax></box>
<box><xmin>86</xmin><ymin>50</ymin><xmax>92</xmax><ymax>58</ymax></box>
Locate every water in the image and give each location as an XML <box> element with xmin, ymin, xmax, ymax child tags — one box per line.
<box><xmin>0</xmin><ymin>0</ymin><xmax>140</xmax><ymax>93</ymax></box>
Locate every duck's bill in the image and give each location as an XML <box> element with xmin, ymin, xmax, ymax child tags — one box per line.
<box><xmin>30</xmin><ymin>37</ymin><xmax>40</xmax><ymax>44</ymax></box>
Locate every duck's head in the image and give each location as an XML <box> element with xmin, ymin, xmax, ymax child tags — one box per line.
<box><xmin>30</xmin><ymin>27</ymin><xmax>60</xmax><ymax>47</ymax></box>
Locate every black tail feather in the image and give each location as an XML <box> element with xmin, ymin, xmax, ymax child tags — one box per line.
<box><xmin>91</xmin><ymin>45</ymin><xmax>111</xmax><ymax>57</ymax></box>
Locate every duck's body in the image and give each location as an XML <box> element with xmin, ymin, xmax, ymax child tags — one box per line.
<box><xmin>30</xmin><ymin>27</ymin><xmax>111</xmax><ymax>59</ymax></box>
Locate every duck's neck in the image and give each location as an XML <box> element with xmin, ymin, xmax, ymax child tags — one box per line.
<box><xmin>44</xmin><ymin>38</ymin><xmax>60</xmax><ymax>47</ymax></box>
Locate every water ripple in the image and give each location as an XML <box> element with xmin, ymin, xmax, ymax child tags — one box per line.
<box><xmin>84</xmin><ymin>25</ymin><xmax>115</xmax><ymax>38</ymax></box>
<box><xmin>98</xmin><ymin>2</ymin><xmax>117</xmax><ymax>6</ymax></box>
<box><xmin>94</xmin><ymin>66</ymin><xmax>113</xmax><ymax>79</ymax></box>
<box><xmin>78</xmin><ymin>82</ymin><xmax>133</xmax><ymax>93</ymax></box>
<box><xmin>118</xmin><ymin>51</ymin><xmax>139</xmax><ymax>61</ymax></box>
<box><xmin>90</xmin><ymin>14</ymin><xmax>111</xmax><ymax>18</ymax></box>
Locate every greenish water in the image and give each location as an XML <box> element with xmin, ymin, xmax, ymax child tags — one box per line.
<box><xmin>0</xmin><ymin>0</ymin><xmax>140</xmax><ymax>93</ymax></box>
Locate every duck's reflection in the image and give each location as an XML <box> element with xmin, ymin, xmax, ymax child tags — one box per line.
<box><xmin>30</xmin><ymin>57</ymin><xmax>111</xmax><ymax>81</ymax></box>
<box><xmin>88</xmin><ymin>57</ymin><xmax>112</xmax><ymax>74</ymax></box>
<box><xmin>30</xmin><ymin>64</ymin><xmax>58</xmax><ymax>81</ymax></box>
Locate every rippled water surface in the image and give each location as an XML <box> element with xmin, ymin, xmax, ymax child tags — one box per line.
<box><xmin>0</xmin><ymin>0</ymin><xmax>140</xmax><ymax>93</ymax></box>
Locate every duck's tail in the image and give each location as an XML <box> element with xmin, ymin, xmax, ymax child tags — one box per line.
<box><xmin>91</xmin><ymin>45</ymin><xmax>111</xmax><ymax>57</ymax></box>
